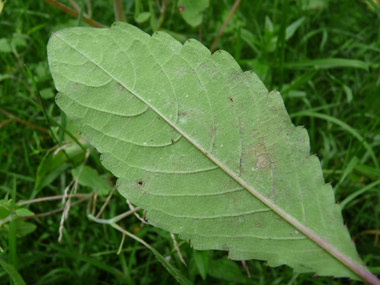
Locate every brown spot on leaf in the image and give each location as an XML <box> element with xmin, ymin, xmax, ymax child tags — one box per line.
<box><xmin>178</xmin><ymin>6</ymin><xmax>185</xmax><ymax>13</ymax></box>
<box><xmin>136</xmin><ymin>180</ymin><xmax>144</xmax><ymax>187</ymax></box>
<box><xmin>256</xmin><ymin>154</ymin><xmax>268</xmax><ymax>170</ymax></box>
<box><xmin>116</xmin><ymin>82</ymin><xmax>125</xmax><ymax>93</ymax></box>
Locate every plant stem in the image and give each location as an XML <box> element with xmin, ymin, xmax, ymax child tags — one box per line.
<box><xmin>18</xmin><ymin>194</ymin><xmax>92</xmax><ymax>220</ymax></box>
<box><xmin>95</xmin><ymin>187</ymin><xmax>116</xmax><ymax>218</ymax></box>
<box><xmin>8</xmin><ymin>178</ymin><xmax>17</xmax><ymax>285</ymax></box>
<box><xmin>0</xmin><ymin>194</ymin><xmax>92</xmax><ymax>227</ymax></box>
<box><xmin>87</xmin><ymin>207</ymin><xmax>141</xmax><ymax>224</ymax></box>
<box><xmin>43</xmin><ymin>0</ymin><xmax>106</xmax><ymax>28</ymax></box>
<box><xmin>210</xmin><ymin>0</ymin><xmax>242</xmax><ymax>53</ymax></box>
<box><xmin>76</xmin><ymin>0</ymin><xmax>86</xmax><ymax>26</ymax></box>
<box><xmin>16</xmin><ymin>194</ymin><xmax>89</xmax><ymax>206</ymax></box>
<box><xmin>68</xmin><ymin>0</ymin><xmax>81</xmax><ymax>13</ymax></box>
<box><xmin>157</xmin><ymin>0</ymin><xmax>168</xmax><ymax>30</ymax></box>
<box><xmin>0</xmin><ymin>108</ymin><xmax>49</xmax><ymax>134</ymax></box>
<box><xmin>113</xmin><ymin>0</ymin><xmax>126</xmax><ymax>22</ymax></box>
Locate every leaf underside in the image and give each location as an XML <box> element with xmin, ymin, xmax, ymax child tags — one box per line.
<box><xmin>48</xmin><ymin>22</ymin><xmax>363</xmax><ymax>280</ymax></box>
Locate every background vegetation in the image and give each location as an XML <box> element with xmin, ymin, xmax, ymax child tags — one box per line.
<box><xmin>1</xmin><ymin>0</ymin><xmax>379</xmax><ymax>284</ymax></box>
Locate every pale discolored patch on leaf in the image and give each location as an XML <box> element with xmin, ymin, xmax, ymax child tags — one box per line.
<box><xmin>47</xmin><ymin>22</ymin><xmax>370</xmax><ymax>281</ymax></box>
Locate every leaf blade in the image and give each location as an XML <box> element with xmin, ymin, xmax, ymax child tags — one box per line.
<box><xmin>47</xmin><ymin>22</ymin><xmax>375</xmax><ymax>282</ymax></box>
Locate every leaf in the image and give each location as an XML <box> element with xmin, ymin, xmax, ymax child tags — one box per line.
<box><xmin>135</xmin><ymin>12</ymin><xmax>151</xmax><ymax>24</ymax></box>
<box><xmin>0</xmin><ymin>35</ymin><xmax>27</xmax><ymax>53</ymax></box>
<box><xmin>0</xmin><ymin>198</ymin><xmax>12</xmax><ymax>219</ymax></box>
<box><xmin>0</xmin><ymin>1</ymin><xmax>6</xmax><ymax>14</ymax></box>
<box><xmin>0</xmin><ymin>220</ymin><xmax>37</xmax><ymax>238</ymax></box>
<box><xmin>13</xmin><ymin>220</ymin><xmax>37</xmax><ymax>237</ymax></box>
<box><xmin>266</xmin><ymin>17</ymin><xmax>306</xmax><ymax>53</ymax></box>
<box><xmin>207</xmin><ymin>258</ymin><xmax>250</xmax><ymax>284</ymax></box>
<box><xmin>177</xmin><ymin>0</ymin><xmax>209</xmax><ymax>27</ymax></box>
<box><xmin>47</xmin><ymin>22</ymin><xmax>373</xmax><ymax>281</ymax></box>
<box><xmin>284</xmin><ymin>58</ymin><xmax>369</xmax><ymax>71</ymax></box>
<box><xmin>0</xmin><ymin>259</ymin><xmax>27</xmax><ymax>285</ymax></box>
<box><xmin>193</xmin><ymin>250</ymin><xmax>209</xmax><ymax>280</ymax></box>
<box><xmin>299</xmin><ymin>0</ymin><xmax>327</xmax><ymax>10</ymax></box>
<box><xmin>15</xmin><ymin>208</ymin><xmax>34</xmax><ymax>216</ymax></box>
<box><xmin>71</xmin><ymin>165</ymin><xmax>112</xmax><ymax>195</ymax></box>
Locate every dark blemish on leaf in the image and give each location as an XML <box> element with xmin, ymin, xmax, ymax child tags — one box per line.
<box><xmin>229</xmin><ymin>97</ymin><xmax>234</xmax><ymax>102</ymax></box>
<box><xmin>158</xmin><ymin>117</ymin><xmax>161</xmax><ymax>120</ymax></box>
<box><xmin>171</xmin><ymin>139</ymin><xmax>174</xmax><ymax>144</ymax></box>
<box><xmin>178</xmin><ymin>6</ymin><xmax>185</xmax><ymax>13</ymax></box>
<box><xmin>204</xmin><ymin>151</ymin><xmax>208</xmax><ymax>156</ymax></box>
<box><xmin>117</xmin><ymin>82</ymin><xmax>125</xmax><ymax>93</ymax></box>
<box><xmin>136</xmin><ymin>180</ymin><xmax>144</xmax><ymax>186</ymax></box>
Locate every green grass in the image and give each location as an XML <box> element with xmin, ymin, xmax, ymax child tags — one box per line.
<box><xmin>0</xmin><ymin>0</ymin><xmax>379</xmax><ymax>284</ymax></box>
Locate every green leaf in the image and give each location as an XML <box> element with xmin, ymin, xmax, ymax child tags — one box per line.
<box><xmin>0</xmin><ymin>0</ymin><xmax>6</xmax><ymax>14</ymax></box>
<box><xmin>0</xmin><ymin>220</ymin><xmax>37</xmax><ymax>238</ymax></box>
<box><xmin>355</xmin><ymin>164</ymin><xmax>380</xmax><ymax>177</ymax></box>
<box><xmin>71</xmin><ymin>165</ymin><xmax>112</xmax><ymax>195</ymax></box>
<box><xmin>193</xmin><ymin>250</ymin><xmax>209</xmax><ymax>280</ymax></box>
<box><xmin>135</xmin><ymin>12</ymin><xmax>151</xmax><ymax>24</ymax></box>
<box><xmin>284</xmin><ymin>58</ymin><xmax>369</xmax><ymax>71</ymax></box>
<box><xmin>47</xmin><ymin>22</ymin><xmax>373</xmax><ymax>281</ymax></box>
<box><xmin>13</xmin><ymin>220</ymin><xmax>37</xmax><ymax>237</ymax></box>
<box><xmin>207</xmin><ymin>258</ymin><xmax>249</xmax><ymax>284</ymax></box>
<box><xmin>299</xmin><ymin>0</ymin><xmax>327</xmax><ymax>10</ymax></box>
<box><xmin>0</xmin><ymin>259</ymin><xmax>27</xmax><ymax>285</ymax></box>
<box><xmin>0</xmin><ymin>35</ymin><xmax>27</xmax><ymax>53</ymax></box>
<box><xmin>177</xmin><ymin>0</ymin><xmax>209</xmax><ymax>27</ymax></box>
<box><xmin>340</xmin><ymin>179</ymin><xmax>380</xmax><ymax>210</ymax></box>
<box><xmin>15</xmin><ymin>208</ymin><xmax>34</xmax><ymax>217</ymax></box>
<box><xmin>285</xmin><ymin>17</ymin><xmax>306</xmax><ymax>41</ymax></box>
<box><xmin>0</xmin><ymin>199</ymin><xmax>12</xmax><ymax>219</ymax></box>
